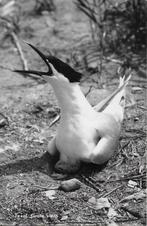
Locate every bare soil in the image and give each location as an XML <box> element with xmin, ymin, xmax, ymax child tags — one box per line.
<box><xmin>0</xmin><ymin>0</ymin><xmax>146</xmax><ymax>225</ymax></box>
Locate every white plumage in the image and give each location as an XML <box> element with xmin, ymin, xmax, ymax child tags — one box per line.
<box><xmin>47</xmin><ymin>64</ymin><xmax>131</xmax><ymax>173</ymax></box>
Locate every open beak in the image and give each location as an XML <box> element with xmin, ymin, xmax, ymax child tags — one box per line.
<box><xmin>13</xmin><ymin>43</ymin><xmax>52</xmax><ymax>77</ymax></box>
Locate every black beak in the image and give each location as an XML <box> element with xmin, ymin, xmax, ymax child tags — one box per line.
<box><xmin>13</xmin><ymin>42</ymin><xmax>52</xmax><ymax>76</ymax></box>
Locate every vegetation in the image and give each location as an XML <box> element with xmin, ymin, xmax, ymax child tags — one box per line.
<box><xmin>75</xmin><ymin>0</ymin><xmax>146</xmax><ymax>74</ymax></box>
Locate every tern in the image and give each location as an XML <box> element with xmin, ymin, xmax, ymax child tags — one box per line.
<box><xmin>14</xmin><ymin>43</ymin><xmax>131</xmax><ymax>173</ymax></box>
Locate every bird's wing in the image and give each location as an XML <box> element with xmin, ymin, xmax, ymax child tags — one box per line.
<box><xmin>90</xmin><ymin>111</ymin><xmax>122</xmax><ymax>164</ymax></box>
<box><xmin>90</xmin><ymin>135</ymin><xmax>119</xmax><ymax>165</ymax></box>
<box><xmin>47</xmin><ymin>137</ymin><xmax>58</xmax><ymax>156</ymax></box>
<box><xmin>93</xmin><ymin>75</ymin><xmax>131</xmax><ymax>112</ymax></box>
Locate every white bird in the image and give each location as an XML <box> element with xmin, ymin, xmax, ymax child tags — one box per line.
<box><xmin>14</xmin><ymin>43</ymin><xmax>131</xmax><ymax>173</ymax></box>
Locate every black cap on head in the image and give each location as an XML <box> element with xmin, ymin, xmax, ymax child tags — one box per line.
<box><xmin>47</xmin><ymin>56</ymin><xmax>82</xmax><ymax>82</ymax></box>
<box><xmin>14</xmin><ymin>43</ymin><xmax>82</xmax><ymax>83</ymax></box>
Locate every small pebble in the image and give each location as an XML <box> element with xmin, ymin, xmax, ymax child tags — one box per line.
<box><xmin>59</xmin><ymin>178</ymin><xmax>81</xmax><ymax>192</ymax></box>
<box><xmin>44</xmin><ymin>190</ymin><xmax>56</xmax><ymax>200</ymax></box>
<box><xmin>134</xmin><ymin>117</ymin><xmax>139</xmax><ymax>122</ymax></box>
<box><xmin>49</xmin><ymin>214</ymin><xmax>58</xmax><ymax>221</ymax></box>
<box><xmin>132</xmin><ymin>87</ymin><xmax>142</xmax><ymax>92</ymax></box>
<box><xmin>128</xmin><ymin>180</ymin><xmax>138</xmax><ymax>188</ymax></box>
<box><xmin>60</xmin><ymin>215</ymin><xmax>68</xmax><ymax>221</ymax></box>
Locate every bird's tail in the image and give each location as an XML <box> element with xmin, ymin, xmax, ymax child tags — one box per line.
<box><xmin>93</xmin><ymin>74</ymin><xmax>131</xmax><ymax>124</ymax></box>
<box><xmin>102</xmin><ymin>74</ymin><xmax>131</xmax><ymax>124</ymax></box>
<box><xmin>114</xmin><ymin>74</ymin><xmax>131</xmax><ymax>108</ymax></box>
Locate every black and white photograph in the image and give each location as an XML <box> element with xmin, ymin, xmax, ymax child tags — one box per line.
<box><xmin>0</xmin><ymin>0</ymin><xmax>146</xmax><ymax>225</ymax></box>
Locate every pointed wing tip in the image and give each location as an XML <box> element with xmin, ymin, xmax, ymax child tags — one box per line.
<box><xmin>127</xmin><ymin>73</ymin><xmax>132</xmax><ymax>81</ymax></box>
<box><xmin>119</xmin><ymin>73</ymin><xmax>132</xmax><ymax>87</ymax></box>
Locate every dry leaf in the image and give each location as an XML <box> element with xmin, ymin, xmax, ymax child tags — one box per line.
<box><xmin>107</xmin><ymin>207</ymin><xmax>118</xmax><ymax>219</ymax></box>
<box><xmin>96</xmin><ymin>197</ymin><xmax>111</xmax><ymax>210</ymax></box>
<box><xmin>89</xmin><ymin>197</ymin><xmax>111</xmax><ymax>210</ymax></box>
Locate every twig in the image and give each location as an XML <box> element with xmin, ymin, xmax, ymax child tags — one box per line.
<box><xmin>120</xmin><ymin>206</ymin><xmax>143</xmax><ymax>219</ymax></box>
<box><xmin>0</xmin><ymin>12</ymin><xmax>28</xmax><ymax>71</ymax></box>
<box><xmin>31</xmin><ymin>184</ymin><xmax>59</xmax><ymax>191</ymax></box>
<box><xmin>115</xmin><ymin>218</ymin><xmax>144</xmax><ymax>223</ymax></box>
<box><xmin>117</xmin><ymin>141</ymin><xmax>131</xmax><ymax>155</ymax></box>
<box><xmin>0</xmin><ymin>112</ymin><xmax>9</xmax><ymax>125</ymax></box>
<box><xmin>84</xmin><ymin>85</ymin><xmax>93</xmax><ymax>97</ymax></box>
<box><xmin>11</xmin><ymin>31</ymin><xmax>28</xmax><ymax>70</ymax></box>
<box><xmin>120</xmin><ymin>173</ymin><xmax>146</xmax><ymax>181</ymax></box>
<box><xmin>104</xmin><ymin>57</ymin><xmax>122</xmax><ymax>65</ymax></box>
<box><xmin>106</xmin><ymin>172</ymin><xmax>146</xmax><ymax>183</ymax></box>
<box><xmin>80</xmin><ymin>174</ymin><xmax>101</xmax><ymax>192</ymax></box>
<box><xmin>49</xmin><ymin>114</ymin><xmax>61</xmax><ymax>127</ymax></box>
<box><xmin>121</xmin><ymin>134</ymin><xmax>146</xmax><ymax>139</ymax></box>
<box><xmin>137</xmin><ymin>106</ymin><xmax>147</xmax><ymax>111</ymax></box>
<box><xmin>99</xmin><ymin>185</ymin><xmax>123</xmax><ymax>198</ymax></box>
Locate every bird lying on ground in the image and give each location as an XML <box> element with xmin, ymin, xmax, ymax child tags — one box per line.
<box><xmin>14</xmin><ymin>43</ymin><xmax>131</xmax><ymax>173</ymax></box>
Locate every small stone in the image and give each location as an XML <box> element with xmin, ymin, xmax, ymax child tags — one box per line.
<box><xmin>128</xmin><ymin>180</ymin><xmax>138</xmax><ymax>188</ymax></box>
<box><xmin>14</xmin><ymin>205</ymin><xmax>18</xmax><ymax>209</ymax></box>
<box><xmin>0</xmin><ymin>148</ymin><xmax>4</xmax><ymax>153</ymax></box>
<box><xmin>132</xmin><ymin>87</ymin><xmax>142</xmax><ymax>92</ymax></box>
<box><xmin>42</xmin><ymin>10</ymin><xmax>49</xmax><ymax>15</ymax></box>
<box><xmin>88</xmin><ymin>61</ymin><xmax>98</xmax><ymax>69</ymax></box>
<box><xmin>134</xmin><ymin>117</ymin><xmax>139</xmax><ymax>122</ymax></box>
<box><xmin>49</xmin><ymin>214</ymin><xmax>58</xmax><ymax>221</ymax></box>
<box><xmin>44</xmin><ymin>190</ymin><xmax>56</xmax><ymax>199</ymax></box>
<box><xmin>59</xmin><ymin>178</ymin><xmax>81</xmax><ymax>192</ymax></box>
<box><xmin>60</xmin><ymin>215</ymin><xmax>68</xmax><ymax>221</ymax></box>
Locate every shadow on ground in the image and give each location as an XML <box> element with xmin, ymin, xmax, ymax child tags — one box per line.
<box><xmin>0</xmin><ymin>151</ymin><xmax>108</xmax><ymax>179</ymax></box>
<box><xmin>0</xmin><ymin>152</ymin><xmax>55</xmax><ymax>177</ymax></box>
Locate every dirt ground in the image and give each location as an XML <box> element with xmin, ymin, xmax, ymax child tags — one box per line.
<box><xmin>0</xmin><ymin>0</ymin><xmax>146</xmax><ymax>225</ymax></box>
